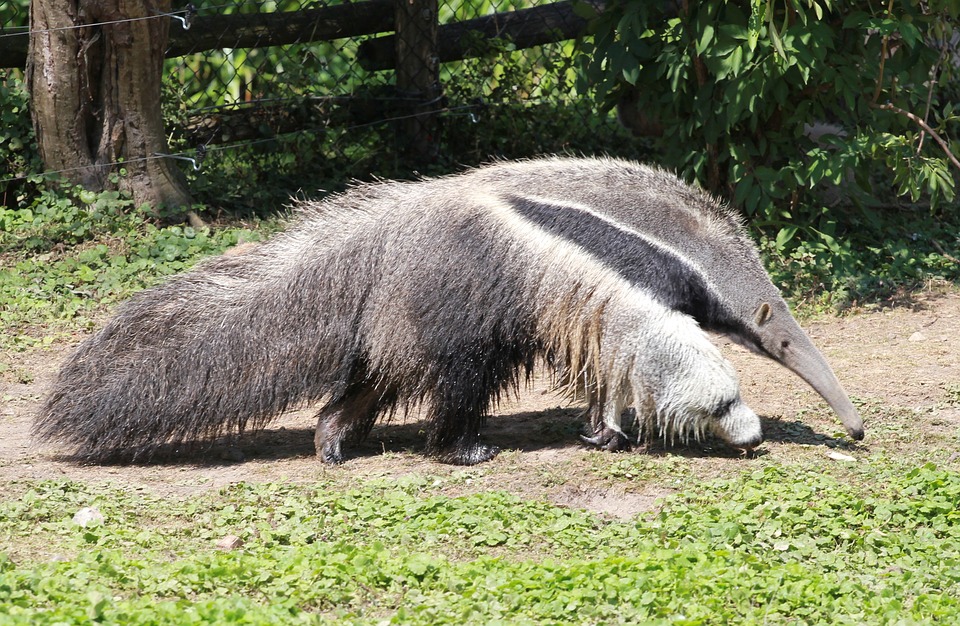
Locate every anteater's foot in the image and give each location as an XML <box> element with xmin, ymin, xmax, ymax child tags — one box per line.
<box><xmin>317</xmin><ymin>440</ymin><xmax>346</xmax><ymax>465</ymax></box>
<box><xmin>314</xmin><ymin>387</ymin><xmax>381</xmax><ymax>465</ymax></box>
<box><xmin>580</xmin><ymin>426</ymin><xmax>632</xmax><ymax>452</ymax></box>
<box><xmin>436</xmin><ymin>441</ymin><xmax>501</xmax><ymax>466</ymax></box>
<box><xmin>314</xmin><ymin>412</ymin><xmax>357</xmax><ymax>465</ymax></box>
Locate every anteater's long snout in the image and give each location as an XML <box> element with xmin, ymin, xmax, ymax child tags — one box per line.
<box><xmin>779</xmin><ymin>334</ymin><xmax>864</xmax><ymax>440</ymax></box>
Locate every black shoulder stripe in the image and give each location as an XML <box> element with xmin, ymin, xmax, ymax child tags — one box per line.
<box><xmin>506</xmin><ymin>194</ymin><xmax>731</xmax><ymax>331</ymax></box>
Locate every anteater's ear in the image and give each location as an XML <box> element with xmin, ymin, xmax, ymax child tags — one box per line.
<box><xmin>753</xmin><ymin>302</ymin><xmax>772</xmax><ymax>326</ymax></box>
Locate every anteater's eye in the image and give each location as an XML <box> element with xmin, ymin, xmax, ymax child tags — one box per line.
<box><xmin>710</xmin><ymin>397</ymin><xmax>735</xmax><ymax>418</ymax></box>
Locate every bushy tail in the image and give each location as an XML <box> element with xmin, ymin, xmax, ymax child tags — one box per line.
<box><xmin>34</xmin><ymin>238</ymin><xmax>367</xmax><ymax>462</ymax></box>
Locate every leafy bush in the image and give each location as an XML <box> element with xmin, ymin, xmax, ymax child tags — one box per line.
<box><xmin>441</xmin><ymin>37</ymin><xmax>651</xmax><ymax>166</ymax></box>
<box><xmin>761</xmin><ymin>208</ymin><xmax>960</xmax><ymax>310</ymax></box>
<box><xmin>0</xmin><ymin>70</ymin><xmax>42</xmax><ymax>208</ymax></box>
<box><xmin>579</xmin><ymin>0</ymin><xmax>960</xmax><ymax>253</ymax></box>
<box><xmin>166</xmin><ymin>42</ymin><xmax>647</xmax><ymax>213</ymax></box>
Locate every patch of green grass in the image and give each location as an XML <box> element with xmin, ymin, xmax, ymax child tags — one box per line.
<box><xmin>0</xmin><ymin>186</ymin><xmax>272</xmax><ymax>350</ymax></box>
<box><xmin>593</xmin><ymin>452</ymin><xmax>693</xmax><ymax>486</ymax></box>
<box><xmin>758</xmin><ymin>209</ymin><xmax>960</xmax><ymax>316</ymax></box>
<box><xmin>2</xmin><ymin>460</ymin><xmax>959</xmax><ymax>624</ymax></box>
<box><xmin>943</xmin><ymin>384</ymin><xmax>960</xmax><ymax>407</ymax></box>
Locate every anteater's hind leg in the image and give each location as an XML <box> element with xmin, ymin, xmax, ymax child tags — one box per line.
<box><xmin>315</xmin><ymin>385</ymin><xmax>383</xmax><ymax>464</ymax></box>
<box><xmin>421</xmin><ymin>334</ymin><xmax>536</xmax><ymax>465</ymax></box>
<box><xmin>429</xmin><ymin>407</ymin><xmax>500</xmax><ymax>466</ymax></box>
<box><xmin>425</xmin><ymin>361</ymin><xmax>506</xmax><ymax>466</ymax></box>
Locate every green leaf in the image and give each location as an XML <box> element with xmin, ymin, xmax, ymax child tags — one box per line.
<box><xmin>775</xmin><ymin>226</ymin><xmax>799</xmax><ymax>251</ymax></box>
<box><xmin>697</xmin><ymin>24</ymin><xmax>716</xmax><ymax>55</ymax></box>
<box><xmin>768</xmin><ymin>20</ymin><xmax>787</xmax><ymax>59</ymax></box>
<box><xmin>747</xmin><ymin>0</ymin><xmax>766</xmax><ymax>51</ymax></box>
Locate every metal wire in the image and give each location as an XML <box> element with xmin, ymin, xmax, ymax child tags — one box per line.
<box><xmin>2</xmin><ymin>0</ymin><xmax>617</xmax><ymax>200</ymax></box>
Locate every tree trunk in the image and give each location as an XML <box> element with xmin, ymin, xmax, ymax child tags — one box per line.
<box><xmin>27</xmin><ymin>0</ymin><xmax>193</xmax><ymax>211</ymax></box>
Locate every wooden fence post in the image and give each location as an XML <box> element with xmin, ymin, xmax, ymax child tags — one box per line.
<box><xmin>394</xmin><ymin>0</ymin><xmax>440</xmax><ymax>161</ymax></box>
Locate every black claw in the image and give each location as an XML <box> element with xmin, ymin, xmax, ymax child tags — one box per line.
<box><xmin>581</xmin><ymin>427</ymin><xmax>632</xmax><ymax>452</ymax></box>
<box><xmin>437</xmin><ymin>442</ymin><xmax>500</xmax><ymax>466</ymax></box>
<box><xmin>579</xmin><ymin>433</ymin><xmax>604</xmax><ymax>447</ymax></box>
<box><xmin>319</xmin><ymin>443</ymin><xmax>346</xmax><ymax>465</ymax></box>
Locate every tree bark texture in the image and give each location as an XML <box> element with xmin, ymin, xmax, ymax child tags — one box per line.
<box><xmin>27</xmin><ymin>0</ymin><xmax>192</xmax><ymax>209</ymax></box>
<box><xmin>394</xmin><ymin>0</ymin><xmax>440</xmax><ymax>162</ymax></box>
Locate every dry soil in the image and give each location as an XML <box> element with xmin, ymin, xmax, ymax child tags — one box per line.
<box><xmin>2</xmin><ymin>291</ymin><xmax>959</xmax><ymax>519</ymax></box>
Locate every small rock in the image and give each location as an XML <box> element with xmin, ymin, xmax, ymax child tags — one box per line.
<box><xmin>216</xmin><ymin>534</ymin><xmax>244</xmax><ymax>550</ymax></box>
<box><xmin>908</xmin><ymin>331</ymin><xmax>926</xmax><ymax>342</ymax></box>
<box><xmin>827</xmin><ymin>451</ymin><xmax>856</xmax><ymax>462</ymax></box>
<box><xmin>73</xmin><ymin>507</ymin><xmax>104</xmax><ymax>527</ymax></box>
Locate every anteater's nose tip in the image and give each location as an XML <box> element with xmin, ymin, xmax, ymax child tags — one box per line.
<box><xmin>738</xmin><ymin>432</ymin><xmax>763</xmax><ymax>452</ymax></box>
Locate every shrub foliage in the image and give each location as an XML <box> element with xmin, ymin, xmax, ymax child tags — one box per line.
<box><xmin>580</xmin><ymin>0</ymin><xmax>960</xmax><ymax>240</ymax></box>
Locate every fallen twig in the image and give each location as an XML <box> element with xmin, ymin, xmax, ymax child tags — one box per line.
<box><xmin>932</xmin><ymin>239</ymin><xmax>960</xmax><ymax>265</ymax></box>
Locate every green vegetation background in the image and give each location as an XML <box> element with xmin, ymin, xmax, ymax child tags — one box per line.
<box><xmin>1</xmin><ymin>1</ymin><xmax>960</xmax><ymax>622</ymax></box>
<box><xmin>2</xmin><ymin>461</ymin><xmax>960</xmax><ymax>624</ymax></box>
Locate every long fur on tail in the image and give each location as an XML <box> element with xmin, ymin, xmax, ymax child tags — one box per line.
<box><xmin>36</xmin><ymin>156</ymin><xmax>775</xmax><ymax>463</ymax></box>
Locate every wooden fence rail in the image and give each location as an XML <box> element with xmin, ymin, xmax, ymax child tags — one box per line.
<box><xmin>0</xmin><ymin>1</ymin><xmax>600</xmax><ymax>69</ymax></box>
<box><xmin>0</xmin><ymin>0</ymin><xmax>604</xmax><ymax>159</ymax></box>
<box><xmin>358</xmin><ymin>0</ymin><xmax>600</xmax><ymax>71</ymax></box>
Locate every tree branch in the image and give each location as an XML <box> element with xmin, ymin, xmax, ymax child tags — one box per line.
<box><xmin>875</xmin><ymin>102</ymin><xmax>960</xmax><ymax>175</ymax></box>
<box><xmin>871</xmin><ymin>0</ymin><xmax>895</xmax><ymax>104</ymax></box>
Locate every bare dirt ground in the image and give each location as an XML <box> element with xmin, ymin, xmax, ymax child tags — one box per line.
<box><xmin>2</xmin><ymin>289</ymin><xmax>959</xmax><ymax>519</ymax></box>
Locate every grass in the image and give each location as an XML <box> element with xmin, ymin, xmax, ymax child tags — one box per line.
<box><xmin>0</xmin><ymin>191</ymin><xmax>273</xmax><ymax>352</ymax></box>
<box><xmin>1</xmin><ymin>456</ymin><xmax>959</xmax><ymax>624</ymax></box>
<box><xmin>1</xmin><ymin>169</ymin><xmax>958</xmax><ymax>625</ymax></box>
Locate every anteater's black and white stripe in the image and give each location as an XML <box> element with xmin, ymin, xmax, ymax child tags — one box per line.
<box><xmin>35</xmin><ymin>157</ymin><xmax>862</xmax><ymax>465</ymax></box>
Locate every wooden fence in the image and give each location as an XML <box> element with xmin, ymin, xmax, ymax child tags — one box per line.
<box><xmin>0</xmin><ymin>0</ymin><xmax>603</xmax><ymax>158</ymax></box>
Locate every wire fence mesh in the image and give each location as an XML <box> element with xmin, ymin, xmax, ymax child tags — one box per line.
<box><xmin>2</xmin><ymin>0</ymin><xmax>645</xmax><ymax>211</ymax></box>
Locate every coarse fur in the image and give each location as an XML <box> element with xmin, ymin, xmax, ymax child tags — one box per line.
<box><xmin>566</xmin><ymin>287</ymin><xmax>761</xmax><ymax>452</ymax></box>
<box><xmin>35</xmin><ymin>156</ymin><xmax>860</xmax><ymax>465</ymax></box>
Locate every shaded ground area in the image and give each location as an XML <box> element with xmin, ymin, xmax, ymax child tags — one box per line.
<box><xmin>2</xmin><ymin>290</ymin><xmax>959</xmax><ymax>519</ymax></box>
